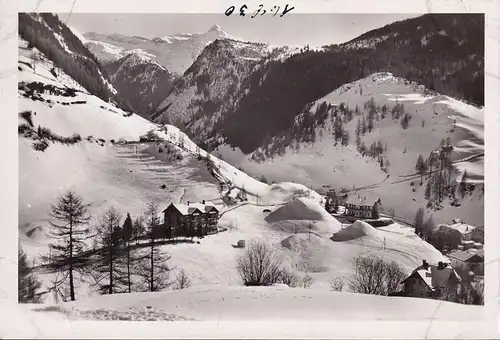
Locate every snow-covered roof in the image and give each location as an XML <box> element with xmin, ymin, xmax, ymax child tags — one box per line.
<box><xmin>188</xmin><ymin>202</ymin><xmax>219</xmax><ymax>213</ymax></box>
<box><xmin>171</xmin><ymin>203</ymin><xmax>202</xmax><ymax>215</ymax></box>
<box><xmin>448</xmin><ymin>250</ymin><xmax>483</xmax><ymax>263</ymax></box>
<box><xmin>449</xmin><ymin>222</ymin><xmax>476</xmax><ymax>235</ymax></box>
<box><xmin>468</xmin><ymin>248</ymin><xmax>484</xmax><ymax>259</ymax></box>
<box><xmin>164</xmin><ymin>202</ymin><xmax>218</xmax><ymax>215</ymax></box>
<box><xmin>346</xmin><ymin>193</ymin><xmax>380</xmax><ymax>206</ymax></box>
<box><xmin>403</xmin><ymin>263</ymin><xmax>459</xmax><ymax>291</ymax></box>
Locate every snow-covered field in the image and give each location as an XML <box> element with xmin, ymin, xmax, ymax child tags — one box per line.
<box><xmin>3</xmin><ymin>284</ymin><xmax>491</xmax><ymax>339</ymax></box>
<box><xmin>33</xmin><ymin>285</ymin><xmax>485</xmax><ymax>321</ymax></box>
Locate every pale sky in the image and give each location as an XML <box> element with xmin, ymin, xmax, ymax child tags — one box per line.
<box><xmin>59</xmin><ymin>13</ymin><xmax>422</xmax><ymax>47</ymax></box>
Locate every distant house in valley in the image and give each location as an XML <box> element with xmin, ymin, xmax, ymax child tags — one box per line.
<box><xmin>400</xmin><ymin>260</ymin><xmax>460</xmax><ymax>299</ymax></box>
<box><xmin>345</xmin><ymin>193</ymin><xmax>381</xmax><ymax>219</ymax></box>
<box><xmin>163</xmin><ymin>200</ymin><xmax>219</xmax><ymax>238</ymax></box>
<box><xmin>449</xmin><ymin>222</ymin><xmax>476</xmax><ymax>241</ymax></box>
<box><xmin>447</xmin><ymin>249</ymin><xmax>484</xmax><ymax>276</ymax></box>
<box><xmin>448</xmin><ymin>222</ymin><xmax>483</xmax><ymax>248</ymax></box>
<box><xmin>471</xmin><ymin>225</ymin><xmax>484</xmax><ymax>243</ymax></box>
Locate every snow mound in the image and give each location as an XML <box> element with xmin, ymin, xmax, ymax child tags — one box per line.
<box><xmin>265</xmin><ymin>198</ymin><xmax>341</xmax><ymax>236</ymax></box>
<box><xmin>266</xmin><ymin>197</ymin><xmax>332</xmax><ymax>223</ymax></box>
<box><xmin>332</xmin><ymin>220</ymin><xmax>380</xmax><ymax>242</ymax></box>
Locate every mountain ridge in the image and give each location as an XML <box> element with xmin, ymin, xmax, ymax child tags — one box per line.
<box><xmin>83</xmin><ymin>24</ymin><xmax>240</xmax><ymax>75</ymax></box>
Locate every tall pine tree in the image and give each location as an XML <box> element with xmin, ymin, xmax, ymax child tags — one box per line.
<box><xmin>138</xmin><ymin>202</ymin><xmax>172</xmax><ymax>292</ymax></box>
<box><xmin>415</xmin><ymin>154</ymin><xmax>428</xmax><ymax>184</ymax></box>
<box><xmin>46</xmin><ymin>190</ymin><xmax>91</xmax><ymax>301</ymax></box>
<box><xmin>458</xmin><ymin>170</ymin><xmax>468</xmax><ymax>199</ymax></box>
<box><xmin>89</xmin><ymin>207</ymin><xmax>126</xmax><ymax>295</ymax></box>
<box><xmin>120</xmin><ymin>212</ymin><xmax>137</xmax><ymax>293</ymax></box>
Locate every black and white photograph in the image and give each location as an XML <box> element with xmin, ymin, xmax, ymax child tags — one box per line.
<box><xmin>3</xmin><ymin>0</ymin><xmax>499</xmax><ymax>338</ymax></box>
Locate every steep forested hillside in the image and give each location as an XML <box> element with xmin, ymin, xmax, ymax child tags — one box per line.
<box><xmin>152</xmin><ymin>38</ymin><xmax>277</xmax><ymax>142</ymax></box>
<box><xmin>18</xmin><ymin>13</ymin><xmax>130</xmax><ymax>110</ymax></box>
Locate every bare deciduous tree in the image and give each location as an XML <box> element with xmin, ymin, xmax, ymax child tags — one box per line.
<box><xmin>384</xmin><ymin>261</ymin><xmax>407</xmax><ymax>294</ymax></box>
<box><xmin>329</xmin><ymin>275</ymin><xmax>345</xmax><ymax>292</ymax></box>
<box><xmin>298</xmin><ymin>273</ymin><xmax>314</xmax><ymax>288</ymax></box>
<box><xmin>279</xmin><ymin>269</ymin><xmax>298</xmax><ymax>287</ymax></box>
<box><xmin>349</xmin><ymin>255</ymin><xmax>406</xmax><ymax>296</ymax></box>
<box><xmin>172</xmin><ymin>268</ymin><xmax>192</xmax><ymax>290</ymax></box>
<box><xmin>236</xmin><ymin>239</ymin><xmax>284</xmax><ymax>286</ymax></box>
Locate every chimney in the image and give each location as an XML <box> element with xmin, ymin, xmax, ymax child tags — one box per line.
<box><xmin>187</xmin><ymin>201</ymin><xmax>190</xmax><ymax>206</ymax></box>
<box><xmin>437</xmin><ymin>261</ymin><xmax>444</xmax><ymax>270</ymax></box>
<box><xmin>422</xmin><ymin>260</ymin><xmax>428</xmax><ymax>269</ymax></box>
<box><xmin>202</xmin><ymin>200</ymin><xmax>205</xmax><ymax>205</ymax></box>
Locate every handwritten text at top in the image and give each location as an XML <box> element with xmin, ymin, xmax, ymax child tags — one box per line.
<box><xmin>225</xmin><ymin>4</ymin><xmax>295</xmax><ymax>18</ymax></box>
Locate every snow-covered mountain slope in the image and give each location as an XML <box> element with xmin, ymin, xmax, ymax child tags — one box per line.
<box><xmin>102</xmin><ymin>51</ymin><xmax>176</xmax><ymax>117</ymax></box>
<box><xmin>151</xmin><ymin>38</ymin><xmax>272</xmax><ymax>137</ymax></box>
<box><xmin>217</xmin><ymin>73</ymin><xmax>484</xmax><ymax>226</ymax></box>
<box><xmin>18</xmin><ymin>42</ymin><xmax>448</xmax><ymax>307</ymax></box>
<box><xmin>83</xmin><ymin>24</ymin><xmax>239</xmax><ymax>75</ymax></box>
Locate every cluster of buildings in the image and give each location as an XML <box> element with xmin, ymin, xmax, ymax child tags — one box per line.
<box><xmin>162</xmin><ymin>200</ymin><xmax>220</xmax><ymax>237</ymax></box>
<box><xmin>397</xmin><ymin>219</ymin><xmax>484</xmax><ymax>300</ymax></box>
<box><xmin>398</xmin><ymin>249</ymin><xmax>484</xmax><ymax>300</ymax></box>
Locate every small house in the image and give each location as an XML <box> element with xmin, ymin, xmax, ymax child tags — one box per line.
<box><xmin>447</xmin><ymin>250</ymin><xmax>484</xmax><ymax>276</ymax></box>
<box><xmin>471</xmin><ymin>226</ymin><xmax>484</xmax><ymax>243</ymax></box>
<box><xmin>401</xmin><ymin>260</ymin><xmax>460</xmax><ymax>299</ymax></box>
<box><xmin>449</xmin><ymin>222</ymin><xmax>477</xmax><ymax>242</ymax></box>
